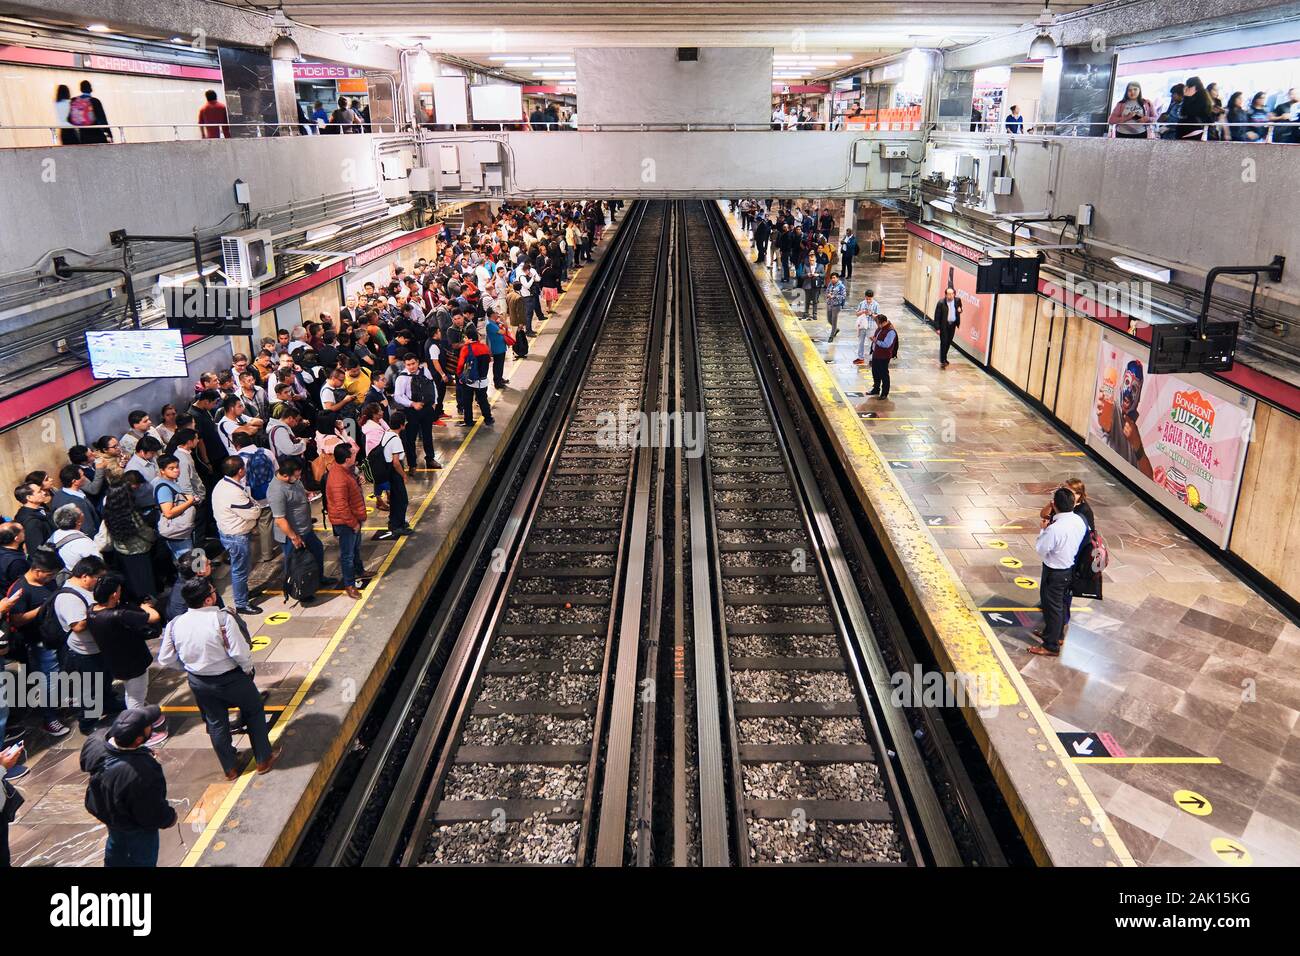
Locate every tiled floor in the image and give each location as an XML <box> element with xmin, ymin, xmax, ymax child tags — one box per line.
<box><xmin>728</xmin><ymin>209</ymin><xmax>1300</xmax><ymax>867</ymax></box>
<box><xmin>4</xmin><ymin>255</ymin><xmax>601</xmax><ymax>867</ymax></box>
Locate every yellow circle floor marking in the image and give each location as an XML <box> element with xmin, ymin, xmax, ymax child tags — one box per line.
<box><xmin>987</xmin><ymin>539</ymin><xmax>1009</xmax><ymax>550</ymax></box>
<box><xmin>1174</xmin><ymin>790</ymin><xmax>1212</xmax><ymax>816</ymax></box>
<box><xmin>250</xmin><ymin>636</ymin><xmax>271</xmax><ymax>652</ymax></box>
<box><xmin>265</xmin><ymin>612</ymin><xmax>292</xmax><ymax>626</ymax></box>
<box><xmin>1210</xmin><ymin>837</ymin><xmax>1251</xmax><ymax>865</ymax></box>
<box><xmin>1014</xmin><ymin>576</ymin><xmax>1038</xmax><ymax>590</ymax></box>
<box><xmin>1000</xmin><ymin>556</ymin><xmax>1024</xmax><ymax>569</ymax></box>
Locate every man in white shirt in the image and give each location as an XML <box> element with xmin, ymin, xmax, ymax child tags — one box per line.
<box><xmin>217</xmin><ymin>396</ymin><xmax>263</xmax><ymax>454</ymax></box>
<box><xmin>159</xmin><ymin>577</ymin><xmax>281</xmax><ymax>779</ymax></box>
<box><xmin>1031</xmin><ymin>487</ymin><xmax>1088</xmax><ymax>657</ymax></box>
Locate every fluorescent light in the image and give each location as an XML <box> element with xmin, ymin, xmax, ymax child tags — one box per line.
<box><xmin>388</xmin><ymin>202</ymin><xmax>414</xmax><ymax>217</ymax></box>
<box><xmin>929</xmin><ymin>199</ymin><xmax>955</xmax><ymax>213</ymax></box>
<box><xmin>304</xmin><ymin>223</ymin><xmax>342</xmax><ymax>244</ymax></box>
<box><xmin>1112</xmin><ymin>255</ymin><xmax>1171</xmax><ymax>284</ymax></box>
<box><xmin>170</xmin><ymin>36</ymin><xmax>185</xmax><ymax>44</ymax></box>
<box><xmin>87</xmin><ymin>23</ymin><xmax>111</xmax><ymax>32</ymax></box>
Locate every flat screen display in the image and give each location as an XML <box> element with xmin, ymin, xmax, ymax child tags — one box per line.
<box><xmin>86</xmin><ymin>329</ymin><xmax>189</xmax><ymax>380</ymax></box>
<box><xmin>469</xmin><ymin>84</ymin><xmax>523</xmax><ymax>122</ymax></box>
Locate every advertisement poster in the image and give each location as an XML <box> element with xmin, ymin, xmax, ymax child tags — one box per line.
<box><xmin>939</xmin><ymin>253</ymin><xmax>993</xmax><ymax>366</ymax></box>
<box><xmin>1087</xmin><ymin>329</ymin><xmax>1255</xmax><ymax>547</ymax></box>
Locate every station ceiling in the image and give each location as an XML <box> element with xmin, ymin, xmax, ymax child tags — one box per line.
<box><xmin>277</xmin><ymin>0</ymin><xmax>1096</xmax><ymax>76</ymax></box>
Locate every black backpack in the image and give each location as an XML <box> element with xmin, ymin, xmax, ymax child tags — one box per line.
<box><xmin>38</xmin><ymin>586</ymin><xmax>89</xmax><ymax>649</ymax></box>
<box><xmin>284</xmin><ymin>546</ymin><xmax>321</xmax><ymax>603</ymax></box>
<box><xmin>408</xmin><ymin>370</ymin><xmax>433</xmax><ymax>406</ymax></box>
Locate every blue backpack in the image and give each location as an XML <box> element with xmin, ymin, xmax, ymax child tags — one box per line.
<box><xmin>243</xmin><ymin>449</ymin><xmax>275</xmax><ymax>500</ymax></box>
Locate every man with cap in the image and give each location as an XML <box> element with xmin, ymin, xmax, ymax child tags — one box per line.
<box><xmin>80</xmin><ymin>705</ymin><xmax>178</xmax><ymax>867</ymax></box>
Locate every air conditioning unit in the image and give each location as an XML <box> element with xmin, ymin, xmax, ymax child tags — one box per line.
<box><xmin>382</xmin><ymin>178</ymin><xmax>411</xmax><ymax>200</ymax></box>
<box><xmin>220</xmin><ymin>228</ymin><xmax>275</xmax><ymax>286</ymax></box>
<box><xmin>992</xmin><ymin>176</ymin><xmax>1014</xmax><ymax>195</ymax></box>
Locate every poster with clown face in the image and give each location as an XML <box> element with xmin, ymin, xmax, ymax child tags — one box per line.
<box><xmin>1087</xmin><ymin>328</ymin><xmax>1255</xmax><ymax>548</ymax></box>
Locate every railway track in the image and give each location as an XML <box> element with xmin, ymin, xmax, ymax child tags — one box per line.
<box><xmin>308</xmin><ymin>200</ymin><xmax>998</xmax><ymax>867</ymax></box>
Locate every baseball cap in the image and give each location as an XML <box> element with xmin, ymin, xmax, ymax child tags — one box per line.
<box><xmin>109</xmin><ymin>705</ymin><xmax>163</xmax><ymax>745</ymax></box>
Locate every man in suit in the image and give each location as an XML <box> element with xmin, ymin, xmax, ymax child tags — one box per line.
<box><xmin>934</xmin><ymin>287</ymin><xmax>962</xmax><ymax>368</ymax></box>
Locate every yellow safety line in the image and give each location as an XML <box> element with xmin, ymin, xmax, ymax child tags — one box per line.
<box><xmin>181</xmin><ymin>246</ymin><xmax>597</xmax><ymax>865</ymax></box>
<box><xmin>1072</xmin><ymin>757</ymin><xmax>1222</xmax><ymax>765</ymax></box>
<box><xmin>162</xmin><ymin>705</ymin><xmax>288</xmax><ymax>713</ymax></box>
<box><xmin>722</xmin><ymin>205</ymin><xmax>1135</xmax><ymax>867</ymax></box>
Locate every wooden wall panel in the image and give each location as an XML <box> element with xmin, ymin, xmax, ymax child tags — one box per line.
<box><xmin>1026</xmin><ymin>301</ymin><xmax>1055</xmax><ymax>402</ymax></box>
<box><xmin>1230</xmin><ymin>404</ymin><xmax>1300</xmax><ymax>601</ymax></box>
<box><xmin>0</xmin><ymin>413</ymin><xmax>74</xmax><ymax>504</ymax></box>
<box><xmin>989</xmin><ymin>292</ymin><xmax>1036</xmax><ymax>392</ymax></box>
<box><xmin>904</xmin><ymin>237</ymin><xmax>926</xmax><ymax>307</ymax></box>
<box><xmin>1054</xmin><ymin>313</ymin><xmax>1103</xmax><ymax>438</ymax></box>
<box><xmin>298</xmin><ymin>281</ymin><xmax>342</xmax><ymax>327</ymax></box>
<box><xmin>0</xmin><ymin>65</ymin><xmax>211</xmax><ymax>148</ymax></box>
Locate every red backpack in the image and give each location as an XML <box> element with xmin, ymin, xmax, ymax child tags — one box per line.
<box><xmin>68</xmin><ymin>95</ymin><xmax>96</xmax><ymax>127</ymax></box>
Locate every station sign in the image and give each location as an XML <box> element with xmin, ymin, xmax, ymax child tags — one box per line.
<box><xmin>162</xmin><ymin>283</ymin><xmax>256</xmax><ymax>335</ymax></box>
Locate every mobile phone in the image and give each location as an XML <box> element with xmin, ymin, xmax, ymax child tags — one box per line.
<box><xmin>3</xmin><ymin>743</ymin><xmax>22</xmax><ymax>760</ymax></box>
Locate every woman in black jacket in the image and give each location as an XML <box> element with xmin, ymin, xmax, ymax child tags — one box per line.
<box><xmin>1178</xmin><ymin>76</ymin><xmax>1216</xmax><ymax>140</ymax></box>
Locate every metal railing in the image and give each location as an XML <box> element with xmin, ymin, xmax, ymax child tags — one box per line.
<box><xmin>0</xmin><ymin>120</ymin><xmax>931</xmax><ymax>146</ymax></box>
<box><xmin>931</xmin><ymin>119</ymin><xmax>1299</xmax><ymax>142</ymax></box>
<box><xmin>0</xmin><ymin>120</ymin><xmax>412</xmax><ymax>146</ymax></box>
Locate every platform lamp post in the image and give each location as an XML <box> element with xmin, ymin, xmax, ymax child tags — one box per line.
<box><xmin>51</xmin><ymin>257</ymin><xmax>142</xmax><ymax>329</ymax></box>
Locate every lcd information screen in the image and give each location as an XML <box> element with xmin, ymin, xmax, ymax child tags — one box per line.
<box><xmin>469</xmin><ymin>84</ymin><xmax>523</xmax><ymax>122</ymax></box>
<box><xmin>86</xmin><ymin>329</ymin><xmax>189</xmax><ymax>380</ymax></box>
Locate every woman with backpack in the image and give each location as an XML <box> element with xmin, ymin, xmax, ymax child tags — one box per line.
<box><xmin>87</xmin><ymin>573</ymin><xmax>167</xmax><ymax>741</ymax></box>
<box><xmin>54</xmin><ymin>84</ymin><xmax>80</xmax><ymax>146</ymax></box>
<box><xmin>100</xmin><ymin>478</ymin><xmax>158</xmax><ymax>603</ymax></box>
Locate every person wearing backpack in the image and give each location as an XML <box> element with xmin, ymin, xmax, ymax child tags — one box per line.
<box><xmin>231</xmin><ymin>433</ymin><xmax>276</xmax><ymax>566</ymax></box>
<box><xmin>867</xmin><ymin>313</ymin><xmax>899</xmax><ymax>400</ymax></box>
<box><xmin>4</xmin><ymin>550</ymin><xmax>69</xmax><ymax>737</ymax></box>
<box><xmin>393</xmin><ymin>353</ymin><xmax>443</xmax><ymax>471</ymax></box>
<box><xmin>80</xmin><ymin>705</ymin><xmax>176</xmax><ymax>867</ymax></box>
<box><xmin>1034</xmin><ymin>479</ymin><xmax>1103</xmax><ymax>648</ymax></box>
<box><xmin>159</xmin><ymin>578</ymin><xmax>282</xmax><ymax>780</ymax></box>
<box><xmin>456</xmin><ymin>328</ymin><xmax>494</xmax><ymax>428</ymax></box>
<box><xmin>0</xmin><ymin>523</ymin><xmax>29</xmax><ymax>596</ymax></box>
<box><xmin>47</xmin><ymin>504</ymin><xmax>100</xmax><ymax>569</ymax></box>
<box><xmin>69</xmin><ymin>80</ymin><xmax>112</xmax><ymax>145</ymax></box>
<box><xmin>152</xmin><ymin>455</ymin><xmax>197</xmax><ymax>560</ymax></box>
<box><xmin>48</xmin><ymin>555</ymin><xmax>125</xmax><ymax>735</ymax></box>
<box><xmin>268</xmin><ymin>458</ymin><xmax>333</xmax><ymax>604</ymax></box>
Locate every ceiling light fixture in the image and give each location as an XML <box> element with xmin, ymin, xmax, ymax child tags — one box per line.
<box><xmin>87</xmin><ymin>23</ymin><xmax>111</xmax><ymax>33</ymax></box>
<box><xmin>1028</xmin><ymin>2</ymin><xmax>1059</xmax><ymax>59</ymax></box>
<box><xmin>269</xmin><ymin>6</ymin><xmax>300</xmax><ymax>61</ymax></box>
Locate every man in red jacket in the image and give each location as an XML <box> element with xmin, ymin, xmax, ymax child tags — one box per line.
<box><xmin>325</xmin><ymin>444</ymin><xmax>368</xmax><ymax>599</ymax></box>
<box><xmin>198</xmin><ymin>89</ymin><xmax>230</xmax><ymax>139</ymax></box>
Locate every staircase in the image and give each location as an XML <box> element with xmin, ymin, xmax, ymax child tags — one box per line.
<box><xmin>878</xmin><ymin>208</ymin><xmax>909</xmax><ymax>262</ymax></box>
